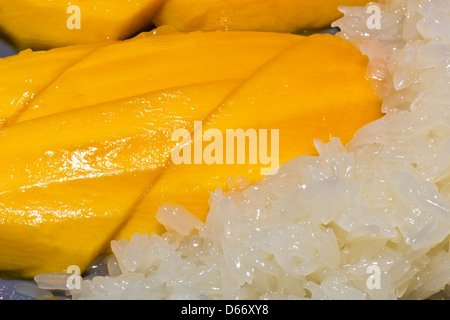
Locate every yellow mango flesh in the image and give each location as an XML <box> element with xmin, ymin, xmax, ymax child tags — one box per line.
<box><xmin>116</xmin><ymin>34</ymin><xmax>383</xmax><ymax>239</ymax></box>
<box><xmin>0</xmin><ymin>0</ymin><xmax>166</xmax><ymax>50</ymax></box>
<box><xmin>0</xmin><ymin>43</ymin><xmax>102</xmax><ymax>127</ymax></box>
<box><xmin>0</xmin><ymin>31</ymin><xmax>301</xmax><ymax>278</ymax></box>
<box><xmin>0</xmin><ymin>0</ymin><xmax>377</xmax><ymax>51</ymax></box>
<box><xmin>0</xmin><ymin>31</ymin><xmax>382</xmax><ymax>278</ymax></box>
<box><xmin>0</xmin><ymin>81</ymin><xmax>241</xmax><ymax>278</ymax></box>
<box><xmin>14</xmin><ymin>31</ymin><xmax>300</xmax><ymax>123</ymax></box>
<box><xmin>154</xmin><ymin>0</ymin><xmax>374</xmax><ymax>33</ymax></box>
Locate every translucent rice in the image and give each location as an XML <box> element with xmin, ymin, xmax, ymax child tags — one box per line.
<box><xmin>34</xmin><ymin>0</ymin><xmax>450</xmax><ymax>300</ymax></box>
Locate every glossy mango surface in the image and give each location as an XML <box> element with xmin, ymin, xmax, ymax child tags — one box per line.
<box><xmin>0</xmin><ymin>0</ymin><xmax>166</xmax><ymax>50</ymax></box>
<box><xmin>154</xmin><ymin>0</ymin><xmax>373</xmax><ymax>33</ymax></box>
<box><xmin>0</xmin><ymin>0</ymin><xmax>376</xmax><ymax>50</ymax></box>
<box><xmin>0</xmin><ymin>31</ymin><xmax>382</xmax><ymax>278</ymax></box>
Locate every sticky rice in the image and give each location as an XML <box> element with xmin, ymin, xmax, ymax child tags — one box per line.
<box><xmin>32</xmin><ymin>0</ymin><xmax>450</xmax><ymax>300</ymax></box>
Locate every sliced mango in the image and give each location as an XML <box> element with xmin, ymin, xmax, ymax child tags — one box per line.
<box><xmin>0</xmin><ymin>30</ymin><xmax>301</xmax><ymax>278</ymax></box>
<box><xmin>0</xmin><ymin>173</ymin><xmax>155</xmax><ymax>278</ymax></box>
<box><xmin>0</xmin><ymin>80</ymin><xmax>241</xmax><ymax>195</ymax></box>
<box><xmin>0</xmin><ymin>31</ymin><xmax>382</xmax><ymax>278</ymax></box>
<box><xmin>0</xmin><ymin>81</ymin><xmax>239</xmax><ymax>278</ymax></box>
<box><xmin>0</xmin><ymin>43</ymin><xmax>101</xmax><ymax>128</ymax></box>
<box><xmin>0</xmin><ymin>0</ymin><xmax>378</xmax><ymax>51</ymax></box>
<box><xmin>14</xmin><ymin>31</ymin><xmax>300</xmax><ymax>123</ymax></box>
<box><xmin>0</xmin><ymin>0</ymin><xmax>166</xmax><ymax>50</ymax></box>
<box><xmin>116</xmin><ymin>34</ymin><xmax>383</xmax><ymax>240</ymax></box>
<box><xmin>154</xmin><ymin>0</ymin><xmax>374</xmax><ymax>33</ymax></box>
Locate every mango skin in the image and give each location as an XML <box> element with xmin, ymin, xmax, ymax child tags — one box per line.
<box><xmin>0</xmin><ymin>0</ymin><xmax>166</xmax><ymax>50</ymax></box>
<box><xmin>0</xmin><ymin>31</ymin><xmax>382</xmax><ymax>278</ymax></box>
<box><xmin>154</xmin><ymin>0</ymin><xmax>374</xmax><ymax>33</ymax></box>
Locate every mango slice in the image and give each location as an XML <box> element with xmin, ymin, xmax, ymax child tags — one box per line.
<box><xmin>0</xmin><ymin>0</ymin><xmax>378</xmax><ymax>51</ymax></box>
<box><xmin>153</xmin><ymin>0</ymin><xmax>374</xmax><ymax>33</ymax></box>
<box><xmin>0</xmin><ymin>31</ymin><xmax>301</xmax><ymax>278</ymax></box>
<box><xmin>0</xmin><ymin>0</ymin><xmax>166</xmax><ymax>50</ymax></box>
<box><xmin>13</xmin><ymin>31</ymin><xmax>300</xmax><ymax>123</ymax></box>
<box><xmin>116</xmin><ymin>33</ymin><xmax>383</xmax><ymax>240</ymax></box>
<box><xmin>0</xmin><ymin>43</ymin><xmax>101</xmax><ymax>127</ymax></box>
<box><xmin>0</xmin><ymin>31</ymin><xmax>382</xmax><ymax>278</ymax></box>
<box><xmin>0</xmin><ymin>81</ymin><xmax>240</xmax><ymax>278</ymax></box>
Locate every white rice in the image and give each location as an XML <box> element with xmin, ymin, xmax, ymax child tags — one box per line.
<box><xmin>33</xmin><ymin>0</ymin><xmax>450</xmax><ymax>300</ymax></box>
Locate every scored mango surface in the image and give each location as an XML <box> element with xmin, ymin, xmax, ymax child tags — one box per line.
<box><xmin>154</xmin><ymin>0</ymin><xmax>374</xmax><ymax>33</ymax></box>
<box><xmin>0</xmin><ymin>0</ymin><xmax>376</xmax><ymax>51</ymax></box>
<box><xmin>0</xmin><ymin>30</ymin><xmax>382</xmax><ymax>278</ymax></box>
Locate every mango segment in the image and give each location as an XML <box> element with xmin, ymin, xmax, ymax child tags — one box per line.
<box><xmin>0</xmin><ymin>31</ymin><xmax>301</xmax><ymax>278</ymax></box>
<box><xmin>14</xmin><ymin>31</ymin><xmax>300</xmax><ymax>123</ymax></box>
<box><xmin>0</xmin><ymin>31</ymin><xmax>382</xmax><ymax>278</ymax></box>
<box><xmin>116</xmin><ymin>34</ymin><xmax>383</xmax><ymax>240</ymax></box>
<box><xmin>0</xmin><ymin>0</ymin><xmax>378</xmax><ymax>51</ymax></box>
<box><xmin>154</xmin><ymin>0</ymin><xmax>374</xmax><ymax>33</ymax></box>
<box><xmin>0</xmin><ymin>81</ymin><xmax>241</xmax><ymax>195</ymax></box>
<box><xmin>0</xmin><ymin>43</ymin><xmax>100</xmax><ymax>128</ymax></box>
<box><xmin>0</xmin><ymin>0</ymin><xmax>166</xmax><ymax>50</ymax></box>
<box><xmin>0</xmin><ymin>80</ymin><xmax>243</xmax><ymax>278</ymax></box>
<box><xmin>0</xmin><ymin>173</ymin><xmax>155</xmax><ymax>278</ymax></box>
